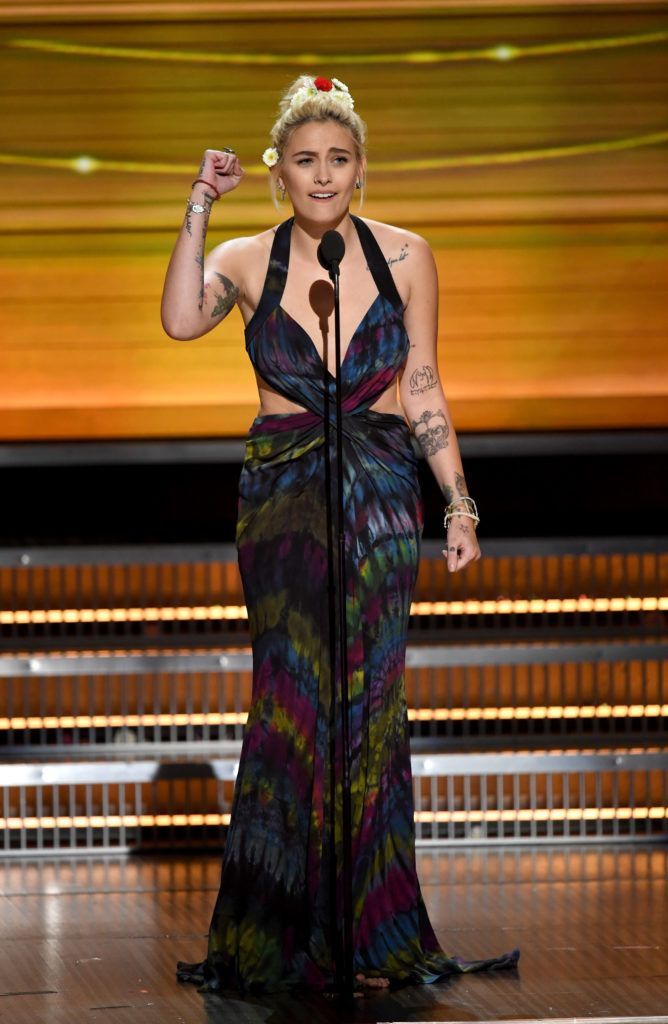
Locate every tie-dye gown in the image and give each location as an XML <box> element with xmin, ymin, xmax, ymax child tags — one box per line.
<box><xmin>176</xmin><ymin>215</ymin><xmax>520</xmax><ymax>995</ymax></box>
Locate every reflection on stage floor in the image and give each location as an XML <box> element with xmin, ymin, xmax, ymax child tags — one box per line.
<box><xmin>1</xmin><ymin>844</ymin><xmax>666</xmax><ymax>1024</ymax></box>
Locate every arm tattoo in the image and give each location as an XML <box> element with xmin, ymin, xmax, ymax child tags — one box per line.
<box><xmin>209</xmin><ymin>271</ymin><xmax>239</xmax><ymax>319</ymax></box>
<box><xmin>455</xmin><ymin>471</ymin><xmax>468</xmax><ymax>496</ymax></box>
<box><xmin>387</xmin><ymin>243</ymin><xmax>409</xmax><ymax>267</ymax></box>
<box><xmin>410</xmin><ymin>408</ymin><xmax>449</xmax><ymax>458</ymax></box>
<box><xmin>409</xmin><ymin>364</ymin><xmax>438</xmax><ymax>397</ymax></box>
<box><xmin>442</xmin><ymin>473</ymin><xmax>469</xmax><ymax>511</ymax></box>
<box><xmin>365</xmin><ymin>242</ymin><xmax>409</xmax><ymax>272</ymax></box>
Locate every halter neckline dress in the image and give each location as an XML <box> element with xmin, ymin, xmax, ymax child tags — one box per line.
<box><xmin>176</xmin><ymin>214</ymin><xmax>520</xmax><ymax>994</ymax></box>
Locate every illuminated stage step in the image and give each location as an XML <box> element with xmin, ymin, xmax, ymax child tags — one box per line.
<box><xmin>1</xmin><ymin>641</ymin><xmax>666</xmax><ymax>756</ymax></box>
<box><xmin>1</xmin><ymin>537</ymin><xmax>666</xmax><ymax>650</ymax></box>
<box><xmin>1</xmin><ymin>537</ymin><xmax>666</xmax><ymax>853</ymax></box>
<box><xmin>1</xmin><ymin>749</ymin><xmax>666</xmax><ymax>854</ymax></box>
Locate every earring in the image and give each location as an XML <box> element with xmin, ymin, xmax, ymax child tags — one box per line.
<box><xmin>355</xmin><ymin>179</ymin><xmax>362</xmax><ymax>190</ymax></box>
<box><xmin>277</xmin><ymin>181</ymin><xmax>286</xmax><ymax>201</ymax></box>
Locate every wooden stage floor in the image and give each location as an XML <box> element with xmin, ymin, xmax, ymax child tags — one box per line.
<box><xmin>1</xmin><ymin>844</ymin><xmax>667</xmax><ymax>1024</ymax></box>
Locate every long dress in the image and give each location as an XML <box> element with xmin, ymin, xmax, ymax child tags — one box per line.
<box><xmin>176</xmin><ymin>214</ymin><xmax>520</xmax><ymax>995</ymax></box>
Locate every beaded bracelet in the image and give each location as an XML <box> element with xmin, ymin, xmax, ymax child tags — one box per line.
<box><xmin>443</xmin><ymin>495</ymin><xmax>480</xmax><ymax>530</ymax></box>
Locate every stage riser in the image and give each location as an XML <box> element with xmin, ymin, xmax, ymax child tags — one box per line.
<box><xmin>2</xmin><ymin>545</ymin><xmax>665</xmax><ymax>605</ymax></box>
<box><xmin>1</xmin><ymin>539</ymin><xmax>666</xmax><ymax>853</ymax></box>
<box><xmin>1</xmin><ymin>541</ymin><xmax>666</xmax><ymax>649</ymax></box>
<box><xmin>1</xmin><ymin>754</ymin><xmax>666</xmax><ymax>853</ymax></box>
<box><xmin>1</xmin><ymin>655</ymin><xmax>667</xmax><ymax>751</ymax></box>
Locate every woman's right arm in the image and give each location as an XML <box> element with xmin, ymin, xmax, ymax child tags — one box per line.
<box><xmin>161</xmin><ymin>149</ymin><xmax>244</xmax><ymax>340</ymax></box>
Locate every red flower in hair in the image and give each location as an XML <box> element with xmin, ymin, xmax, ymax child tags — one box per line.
<box><xmin>314</xmin><ymin>77</ymin><xmax>333</xmax><ymax>92</ymax></box>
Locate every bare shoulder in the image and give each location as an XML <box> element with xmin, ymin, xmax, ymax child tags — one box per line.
<box><xmin>357</xmin><ymin>217</ymin><xmax>436</xmax><ymax>302</ymax></box>
<box><xmin>360</xmin><ymin>217</ymin><xmax>431</xmax><ymax>255</ymax></box>
<box><xmin>207</xmin><ymin>226</ymin><xmax>276</xmax><ymax>274</ymax></box>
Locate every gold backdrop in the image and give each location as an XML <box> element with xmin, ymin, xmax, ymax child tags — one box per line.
<box><xmin>1</xmin><ymin>1</ymin><xmax>667</xmax><ymax>440</ymax></box>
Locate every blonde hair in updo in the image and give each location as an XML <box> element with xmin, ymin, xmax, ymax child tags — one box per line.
<box><xmin>268</xmin><ymin>75</ymin><xmax>368</xmax><ymax>209</ymax></box>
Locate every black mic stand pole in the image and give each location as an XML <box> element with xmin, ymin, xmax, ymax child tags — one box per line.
<box><xmin>322</xmin><ymin>250</ymin><xmax>355</xmax><ymax>1004</ymax></box>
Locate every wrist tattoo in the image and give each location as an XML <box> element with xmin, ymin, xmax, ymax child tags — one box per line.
<box><xmin>455</xmin><ymin>471</ymin><xmax>468</xmax><ymax>496</ymax></box>
<box><xmin>409</xmin><ymin>364</ymin><xmax>438</xmax><ymax>397</ymax></box>
<box><xmin>410</xmin><ymin>408</ymin><xmax>449</xmax><ymax>457</ymax></box>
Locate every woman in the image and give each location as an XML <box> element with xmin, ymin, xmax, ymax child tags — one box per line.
<box><xmin>162</xmin><ymin>75</ymin><xmax>519</xmax><ymax>996</ymax></box>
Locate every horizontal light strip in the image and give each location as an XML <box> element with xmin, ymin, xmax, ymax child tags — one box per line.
<box><xmin>0</xmin><ymin>711</ymin><xmax>248</xmax><ymax>730</ymax></box>
<box><xmin>9</xmin><ymin>30</ymin><xmax>668</xmax><ymax>66</ymax></box>
<box><xmin>411</xmin><ymin>596</ymin><xmax>668</xmax><ymax>615</ymax></box>
<box><xmin>2</xmin><ymin>703</ymin><xmax>667</xmax><ymax>731</ymax></box>
<box><xmin>0</xmin><ymin>813</ymin><xmax>231</xmax><ymax>829</ymax></box>
<box><xmin>1</xmin><ymin>594</ymin><xmax>666</xmax><ymax>626</ymax></box>
<box><xmin>414</xmin><ymin>806</ymin><xmax>668</xmax><ymax>823</ymax></box>
<box><xmin>1</xmin><ymin>806</ymin><xmax>665</xmax><ymax>830</ymax></box>
<box><xmin>1</xmin><ymin>129</ymin><xmax>667</xmax><ymax>179</ymax></box>
<box><xmin>0</xmin><ymin>604</ymin><xmax>248</xmax><ymax>625</ymax></box>
<box><xmin>408</xmin><ymin>703</ymin><xmax>668</xmax><ymax>722</ymax></box>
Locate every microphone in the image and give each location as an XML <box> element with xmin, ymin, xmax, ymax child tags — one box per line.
<box><xmin>317</xmin><ymin>229</ymin><xmax>345</xmax><ymax>279</ymax></box>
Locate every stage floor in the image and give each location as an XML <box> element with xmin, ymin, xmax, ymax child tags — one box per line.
<box><xmin>1</xmin><ymin>843</ymin><xmax>666</xmax><ymax>1024</ymax></box>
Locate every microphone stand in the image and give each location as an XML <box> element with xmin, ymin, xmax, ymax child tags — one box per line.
<box><xmin>322</xmin><ymin>249</ymin><xmax>355</xmax><ymax>1004</ymax></box>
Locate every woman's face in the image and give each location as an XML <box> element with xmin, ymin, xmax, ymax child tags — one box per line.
<box><xmin>278</xmin><ymin>120</ymin><xmax>364</xmax><ymax>222</ymax></box>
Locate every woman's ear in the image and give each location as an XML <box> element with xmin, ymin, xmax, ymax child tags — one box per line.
<box><xmin>356</xmin><ymin>158</ymin><xmax>367</xmax><ymax>206</ymax></box>
<box><xmin>358</xmin><ymin>157</ymin><xmax>367</xmax><ymax>187</ymax></box>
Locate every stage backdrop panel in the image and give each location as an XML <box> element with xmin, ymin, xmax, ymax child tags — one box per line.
<box><xmin>0</xmin><ymin>1</ymin><xmax>666</xmax><ymax>439</ymax></box>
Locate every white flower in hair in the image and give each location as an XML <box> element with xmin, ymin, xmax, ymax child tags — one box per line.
<box><xmin>334</xmin><ymin>89</ymin><xmax>354</xmax><ymax>110</ymax></box>
<box><xmin>291</xmin><ymin>83</ymin><xmax>317</xmax><ymax>108</ymax></box>
<box><xmin>330</xmin><ymin>77</ymin><xmax>354</xmax><ymax>108</ymax></box>
<box><xmin>289</xmin><ymin>76</ymin><xmax>355</xmax><ymax>112</ymax></box>
<box><xmin>262</xmin><ymin>147</ymin><xmax>279</xmax><ymax>167</ymax></box>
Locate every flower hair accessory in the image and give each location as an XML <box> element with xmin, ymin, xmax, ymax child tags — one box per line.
<box><xmin>291</xmin><ymin>75</ymin><xmax>354</xmax><ymax>112</ymax></box>
<box><xmin>260</xmin><ymin>77</ymin><xmax>355</xmax><ymax>166</ymax></box>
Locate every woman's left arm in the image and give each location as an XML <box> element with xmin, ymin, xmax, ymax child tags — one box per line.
<box><xmin>397</xmin><ymin>234</ymin><xmax>480</xmax><ymax>573</ymax></box>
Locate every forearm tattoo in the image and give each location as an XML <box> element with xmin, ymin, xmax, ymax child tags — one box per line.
<box><xmin>442</xmin><ymin>471</ymin><xmax>468</xmax><ymax>506</ymax></box>
<box><xmin>206</xmin><ymin>271</ymin><xmax>239</xmax><ymax>319</ymax></box>
<box><xmin>191</xmin><ymin>214</ymin><xmax>210</xmax><ymax>308</ymax></box>
<box><xmin>409</xmin><ymin>364</ymin><xmax>439</xmax><ymax>397</ymax></box>
<box><xmin>410</xmin><ymin>408</ymin><xmax>449</xmax><ymax>457</ymax></box>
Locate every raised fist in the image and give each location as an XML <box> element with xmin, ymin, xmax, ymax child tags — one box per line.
<box><xmin>195</xmin><ymin>148</ymin><xmax>244</xmax><ymax>198</ymax></box>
